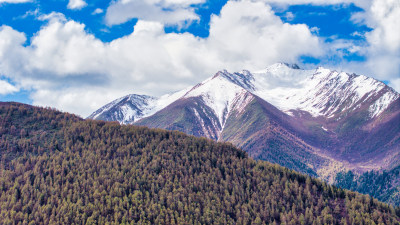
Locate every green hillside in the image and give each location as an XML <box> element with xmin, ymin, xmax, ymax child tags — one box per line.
<box><xmin>1</xmin><ymin>102</ymin><xmax>399</xmax><ymax>224</ymax></box>
<box><xmin>335</xmin><ymin>167</ymin><xmax>400</xmax><ymax>206</ymax></box>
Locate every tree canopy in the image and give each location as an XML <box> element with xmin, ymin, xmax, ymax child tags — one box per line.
<box><xmin>0</xmin><ymin>102</ymin><xmax>399</xmax><ymax>224</ymax></box>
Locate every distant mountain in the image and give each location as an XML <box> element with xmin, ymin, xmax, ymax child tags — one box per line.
<box><xmin>88</xmin><ymin>94</ymin><xmax>155</xmax><ymax>124</ymax></box>
<box><xmin>1</xmin><ymin>102</ymin><xmax>399</xmax><ymax>224</ymax></box>
<box><xmin>89</xmin><ymin>63</ymin><xmax>400</xmax><ymax>201</ymax></box>
<box><xmin>87</xmin><ymin>86</ymin><xmax>192</xmax><ymax>124</ymax></box>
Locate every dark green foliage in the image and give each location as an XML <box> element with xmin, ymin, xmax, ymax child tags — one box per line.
<box><xmin>335</xmin><ymin>167</ymin><xmax>400</xmax><ymax>206</ymax></box>
<box><xmin>1</xmin><ymin>102</ymin><xmax>399</xmax><ymax>224</ymax></box>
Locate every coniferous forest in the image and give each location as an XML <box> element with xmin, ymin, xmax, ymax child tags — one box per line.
<box><xmin>1</xmin><ymin>102</ymin><xmax>400</xmax><ymax>224</ymax></box>
<box><xmin>335</xmin><ymin>167</ymin><xmax>400</xmax><ymax>206</ymax></box>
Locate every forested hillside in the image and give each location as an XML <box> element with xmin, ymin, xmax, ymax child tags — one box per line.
<box><xmin>335</xmin><ymin>167</ymin><xmax>400</xmax><ymax>206</ymax></box>
<box><xmin>1</xmin><ymin>102</ymin><xmax>399</xmax><ymax>224</ymax></box>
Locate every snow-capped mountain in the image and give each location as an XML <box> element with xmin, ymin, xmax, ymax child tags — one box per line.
<box><xmin>91</xmin><ymin>63</ymin><xmax>399</xmax><ymax>125</ymax></box>
<box><xmin>216</xmin><ymin>63</ymin><xmax>399</xmax><ymax>119</ymax></box>
<box><xmin>89</xmin><ymin>63</ymin><xmax>400</xmax><ymax>178</ymax></box>
<box><xmin>88</xmin><ymin>86</ymin><xmax>192</xmax><ymax>124</ymax></box>
<box><xmin>88</xmin><ymin>94</ymin><xmax>156</xmax><ymax>124</ymax></box>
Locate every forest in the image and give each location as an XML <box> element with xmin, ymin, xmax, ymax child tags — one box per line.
<box><xmin>0</xmin><ymin>102</ymin><xmax>399</xmax><ymax>224</ymax></box>
<box><xmin>335</xmin><ymin>167</ymin><xmax>400</xmax><ymax>206</ymax></box>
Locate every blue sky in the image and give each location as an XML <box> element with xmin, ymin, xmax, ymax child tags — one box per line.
<box><xmin>0</xmin><ymin>0</ymin><xmax>399</xmax><ymax>116</ymax></box>
<box><xmin>0</xmin><ymin>1</ymin><xmax>370</xmax><ymax>43</ymax></box>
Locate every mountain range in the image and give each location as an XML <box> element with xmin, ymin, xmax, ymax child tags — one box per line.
<box><xmin>89</xmin><ymin>63</ymin><xmax>400</xmax><ymax>182</ymax></box>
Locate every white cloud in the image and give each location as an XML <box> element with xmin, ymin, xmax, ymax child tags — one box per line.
<box><xmin>0</xmin><ymin>0</ymin><xmax>31</xmax><ymax>3</ymax></box>
<box><xmin>390</xmin><ymin>78</ymin><xmax>400</xmax><ymax>92</ymax></box>
<box><xmin>264</xmin><ymin>0</ymin><xmax>400</xmax><ymax>91</ymax></box>
<box><xmin>361</xmin><ymin>0</ymin><xmax>400</xmax><ymax>82</ymax></box>
<box><xmin>324</xmin><ymin>0</ymin><xmax>400</xmax><ymax>86</ymax></box>
<box><xmin>105</xmin><ymin>0</ymin><xmax>205</xmax><ymax>26</ymax></box>
<box><xmin>67</xmin><ymin>0</ymin><xmax>87</xmax><ymax>10</ymax></box>
<box><xmin>264</xmin><ymin>0</ymin><xmax>371</xmax><ymax>9</ymax></box>
<box><xmin>207</xmin><ymin>1</ymin><xmax>322</xmax><ymax>71</ymax></box>
<box><xmin>10</xmin><ymin>0</ymin><xmax>400</xmax><ymax>117</ymax></box>
<box><xmin>0</xmin><ymin>1</ymin><xmax>321</xmax><ymax>116</ymax></box>
<box><xmin>0</xmin><ymin>25</ymin><xmax>28</xmax><ymax>77</ymax></box>
<box><xmin>284</xmin><ymin>11</ymin><xmax>295</xmax><ymax>21</ymax></box>
<box><xmin>38</xmin><ymin>12</ymin><xmax>67</xmax><ymax>22</ymax></box>
<box><xmin>0</xmin><ymin>80</ymin><xmax>18</xmax><ymax>95</ymax></box>
<box><xmin>92</xmin><ymin>8</ymin><xmax>103</xmax><ymax>15</ymax></box>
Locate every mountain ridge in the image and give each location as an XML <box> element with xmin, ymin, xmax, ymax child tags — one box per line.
<box><xmin>89</xmin><ymin>63</ymin><xmax>399</xmax><ymax>124</ymax></box>
<box><xmin>89</xmin><ymin>63</ymin><xmax>400</xmax><ymax>182</ymax></box>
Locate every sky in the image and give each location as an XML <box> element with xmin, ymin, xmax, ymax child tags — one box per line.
<box><xmin>0</xmin><ymin>0</ymin><xmax>399</xmax><ymax>117</ymax></box>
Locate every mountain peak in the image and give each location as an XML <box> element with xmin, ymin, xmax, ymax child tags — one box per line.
<box><xmin>87</xmin><ymin>94</ymin><xmax>156</xmax><ymax>124</ymax></box>
<box><xmin>272</xmin><ymin>62</ymin><xmax>301</xmax><ymax>69</ymax></box>
<box><xmin>212</xmin><ymin>69</ymin><xmax>229</xmax><ymax>78</ymax></box>
<box><xmin>253</xmin><ymin>62</ymin><xmax>302</xmax><ymax>75</ymax></box>
<box><xmin>91</xmin><ymin>63</ymin><xmax>399</xmax><ymax>125</ymax></box>
<box><xmin>184</xmin><ymin>71</ymin><xmax>252</xmax><ymax>129</ymax></box>
<box><xmin>284</xmin><ymin>62</ymin><xmax>301</xmax><ymax>69</ymax></box>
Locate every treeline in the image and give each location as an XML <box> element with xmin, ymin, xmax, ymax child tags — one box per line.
<box><xmin>335</xmin><ymin>167</ymin><xmax>400</xmax><ymax>206</ymax></box>
<box><xmin>0</xmin><ymin>102</ymin><xmax>399</xmax><ymax>224</ymax></box>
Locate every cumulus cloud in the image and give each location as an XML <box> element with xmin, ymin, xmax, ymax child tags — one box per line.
<box><xmin>0</xmin><ymin>0</ymin><xmax>322</xmax><ymax>116</ymax></box>
<box><xmin>208</xmin><ymin>1</ymin><xmax>321</xmax><ymax>71</ymax></box>
<box><xmin>265</xmin><ymin>0</ymin><xmax>400</xmax><ymax>90</ymax></box>
<box><xmin>67</xmin><ymin>0</ymin><xmax>87</xmax><ymax>10</ymax></box>
<box><xmin>105</xmin><ymin>0</ymin><xmax>205</xmax><ymax>26</ymax></box>
<box><xmin>323</xmin><ymin>0</ymin><xmax>400</xmax><ymax>89</ymax></box>
<box><xmin>361</xmin><ymin>0</ymin><xmax>400</xmax><ymax>84</ymax></box>
<box><xmin>0</xmin><ymin>80</ymin><xmax>18</xmax><ymax>95</ymax></box>
<box><xmin>264</xmin><ymin>0</ymin><xmax>371</xmax><ymax>9</ymax></box>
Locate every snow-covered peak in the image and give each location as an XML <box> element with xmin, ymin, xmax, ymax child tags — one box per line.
<box><xmin>87</xmin><ymin>86</ymin><xmax>194</xmax><ymax>124</ymax></box>
<box><xmin>209</xmin><ymin>65</ymin><xmax>399</xmax><ymax>119</ymax></box>
<box><xmin>184</xmin><ymin>72</ymin><xmax>252</xmax><ymax>127</ymax></box>
<box><xmin>212</xmin><ymin>69</ymin><xmax>255</xmax><ymax>91</ymax></box>
<box><xmin>87</xmin><ymin>94</ymin><xmax>157</xmax><ymax>124</ymax></box>
<box><xmin>89</xmin><ymin>63</ymin><xmax>399</xmax><ymax>125</ymax></box>
<box><xmin>146</xmin><ymin>85</ymin><xmax>193</xmax><ymax>116</ymax></box>
<box><xmin>255</xmin><ymin>62</ymin><xmax>301</xmax><ymax>73</ymax></box>
<box><xmin>247</xmin><ymin>66</ymin><xmax>399</xmax><ymax>118</ymax></box>
<box><xmin>301</xmin><ymin>70</ymin><xmax>399</xmax><ymax>118</ymax></box>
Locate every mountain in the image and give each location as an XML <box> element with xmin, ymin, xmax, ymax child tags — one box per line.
<box><xmin>88</xmin><ymin>94</ymin><xmax>156</xmax><ymax>124</ymax></box>
<box><xmin>1</xmin><ymin>102</ymin><xmax>399</xmax><ymax>224</ymax></box>
<box><xmin>87</xmin><ymin>87</ymin><xmax>192</xmax><ymax>124</ymax></box>
<box><xmin>90</xmin><ymin>63</ymin><xmax>400</xmax><ymax>203</ymax></box>
<box><xmin>135</xmin><ymin>73</ymin><xmax>327</xmax><ymax>176</ymax></box>
<box><xmin>90</xmin><ymin>63</ymin><xmax>399</xmax><ymax>170</ymax></box>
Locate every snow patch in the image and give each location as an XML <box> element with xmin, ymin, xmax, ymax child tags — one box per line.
<box><xmin>244</xmin><ymin>64</ymin><xmax>397</xmax><ymax>119</ymax></box>
<box><xmin>369</xmin><ymin>92</ymin><xmax>399</xmax><ymax>117</ymax></box>
<box><xmin>184</xmin><ymin>72</ymin><xmax>249</xmax><ymax>128</ymax></box>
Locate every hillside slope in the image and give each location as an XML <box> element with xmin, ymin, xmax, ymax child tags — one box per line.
<box><xmin>335</xmin><ymin>166</ymin><xmax>400</xmax><ymax>206</ymax></box>
<box><xmin>1</xmin><ymin>102</ymin><xmax>399</xmax><ymax>224</ymax></box>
